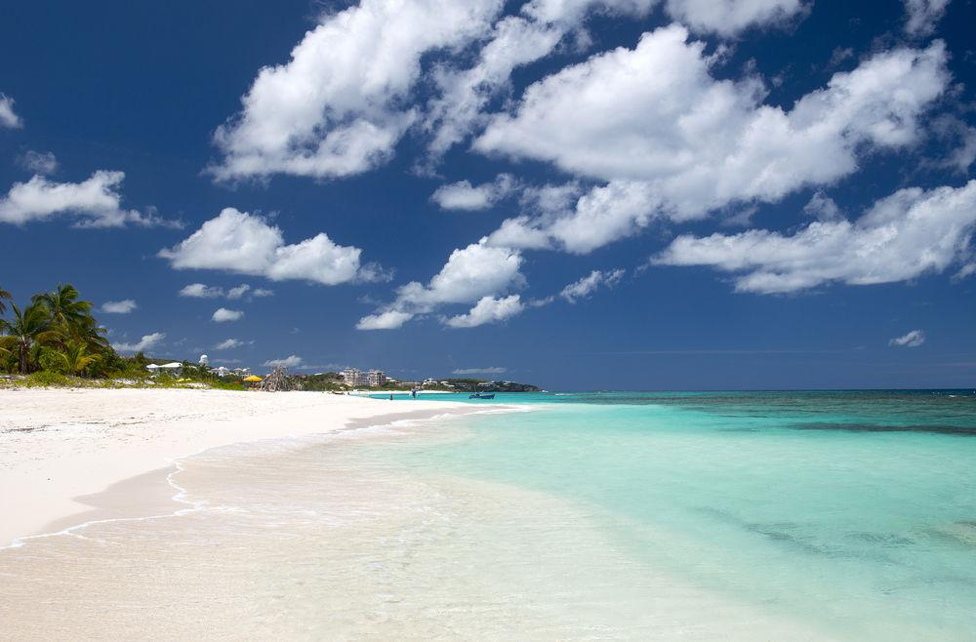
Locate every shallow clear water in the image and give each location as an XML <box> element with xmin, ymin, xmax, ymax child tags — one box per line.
<box><xmin>371</xmin><ymin>390</ymin><xmax>976</xmax><ymax>638</ymax></box>
<box><xmin>3</xmin><ymin>390</ymin><xmax>975</xmax><ymax>639</ymax></box>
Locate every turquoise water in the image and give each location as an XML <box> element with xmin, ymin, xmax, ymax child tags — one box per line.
<box><xmin>374</xmin><ymin>390</ymin><xmax>976</xmax><ymax>639</ymax></box>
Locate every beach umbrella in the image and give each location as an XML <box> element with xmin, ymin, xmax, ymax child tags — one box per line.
<box><xmin>244</xmin><ymin>375</ymin><xmax>262</xmax><ymax>382</ymax></box>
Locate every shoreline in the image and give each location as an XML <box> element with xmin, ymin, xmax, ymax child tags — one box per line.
<box><xmin>0</xmin><ymin>388</ymin><xmax>511</xmax><ymax>549</ymax></box>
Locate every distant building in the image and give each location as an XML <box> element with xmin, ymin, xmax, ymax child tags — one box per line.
<box><xmin>213</xmin><ymin>366</ymin><xmax>231</xmax><ymax>377</ymax></box>
<box><xmin>366</xmin><ymin>370</ymin><xmax>387</xmax><ymax>387</ymax></box>
<box><xmin>232</xmin><ymin>367</ymin><xmax>251</xmax><ymax>377</ymax></box>
<box><xmin>341</xmin><ymin>368</ymin><xmax>367</xmax><ymax>387</ymax></box>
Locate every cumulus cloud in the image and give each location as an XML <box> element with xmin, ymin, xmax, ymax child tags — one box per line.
<box><xmin>477</xmin><ymin>29</ymin><xmax>949</xmax><ymax>253</ymax></box>
<box><xmin>160</xmin><ymin>208</ymin><xmax>382</xmax><ymax>286</ymax></box>
<box><xmin>212</xmin><ymin>308</ymin><xmax>244</xmax><ymax>322</ymax></box>
<box><xmin>431</xmin><ymin>174</ymin><xmax>515</xmax><ymax>211</ymax></box>
<box><xmin>215</xmin><ymin>338</ymin><xmax>248</xmax><ymax>350</ymax></box>
<box><xmin>890</xmin><ymin>329</ymin><xmax>926</xmax><ymax>347</ymax></box>
<box><xmin>115</xmin><ymin>332</ymin><xmax>165</xmax><ymax>354</ymax></box>
<box><xmin>423</xmin><ymin>0</ymin><xmax>807</xmax><ymax>161</ymax></box>
<box><xmin>444</xmin><ymin>294</ymin><xmax>523</xmax><ymax>328</ymax></box>
<box><xmin>903</xmin><ymin>0</ymin><xmax>950</xmax><ymax>36</ymax></box>
<box><xmin>654</xmin><ymin>181</ymin><xmax>976</xmax><ymax>294</ymax></box>
<box><xmin>0</xmin><ymin>93</ymin><xmax>21</xmax><ymax>128</ymax></box>
<box><xmin>355</xmin><ymin>309</ymin><xmax>415</xmax><ymax>330</ymax></box>
<box><xmin>0</xmin><ymin>171</ymin><xmax>180</xmax><ymax>228</ymax></box>
<box><xmin>179</xmin><ymin>282</ymin><xmax>275</xmax><ymax>299</ymax></box>
<box><xmin>18</xmin><ymin>150</ymin><xmax>58</xmax><ymax>175</ymax></box>
<box><xmin>179</xmin><ymin>283</ymin><xmax>225</xmax><ymax>298</ymax></box>
<box><xmin>452</xmin><ymin>366</ymin><xmax>508</xmax><ymax>375</ymax></box>
<box><xmin>264</xmin><ymin>355</ymin><xmax>303</xmax><ymax>368</ymax></box>
<box><xmin>226</xmin><ymin>284</ymin><xmax>251</xmax><ymax>300</ymax></box>
<box><xmin>101</xmin><ymin>299</ymin><xmax>137</xmax><ymax>314</ymax></box>
<box><xmin>560</xmin><ymin>268</ymin><xmax>625</xmax><ymax>303</ymax></box>
<box><xmin>357</xmin><ymin>239</ymin><xmax>524</xmax><ymax>330</ymax></box>
<box><xmin>802</xmin><ymin>191</ymin><xmax>843</xmax><ymax>222</ymax></box>
<box><xmin>209</xmin><ymin>0</ymin><xmax>502</xmax><ymax>181</ymax></box>
<box><xmin>665</xmin><ymin>0</ymin><xmax>806</xmax><ymax>36</ymax></box>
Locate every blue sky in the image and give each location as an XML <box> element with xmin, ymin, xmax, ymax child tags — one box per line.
<box><xmin>1</xmin><ymin>0</ymin><xmax>974</xmax><ymax>389</ymax></box>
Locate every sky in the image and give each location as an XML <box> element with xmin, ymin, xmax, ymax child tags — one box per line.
<box><xmin>1</xmin><ymin>0</ymin><xmax>974</xmax><ymax>390</ymax></box>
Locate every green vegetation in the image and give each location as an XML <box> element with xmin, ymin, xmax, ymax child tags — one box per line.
<box><xmin>298</xmin><ymin>372</ymin><xmax>347</xmax><ymax>392</ymax></box>
<box><xmin>0</xmin><ymin>283</ymin><xmax>114</xmax><ymax>377</ymax></box>
<box><xmin>0</xmin><ymin>283</ymin><xmax>245</xmax><ymax>390</ymax></box>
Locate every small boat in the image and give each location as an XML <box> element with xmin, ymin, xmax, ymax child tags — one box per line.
<box><xmin>469</xmin><ymin>393</ymin><xmax>495</xmax><ymax>400</ymax></box>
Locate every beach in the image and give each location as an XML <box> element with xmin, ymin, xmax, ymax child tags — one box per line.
<box><xmin>2</xmin><ymin>389</ymin><xmax>975</xmax><ymax>640</ymax></box>
<box><xmin>0</xmin><ymin>388</ymin><xmax>487</xmax><ymax>549</ymax></box>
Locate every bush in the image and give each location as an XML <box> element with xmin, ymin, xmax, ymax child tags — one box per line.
<box><xmin>211</xmin><ymin>380</ymin><xmax>246</xmax><ymax>391</ymax></box>
<box><xmin>37</xmin><ymin>348</ymin><xmax>69</xmax><ymax>375</ymax></box>
<box><xmin>26</xmin><ymin>371</ymin><xmax>71</xmax><ymax>387</ymax></box>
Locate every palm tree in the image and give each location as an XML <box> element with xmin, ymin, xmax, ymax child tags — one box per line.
<box><xmin>50</xmin><ymin>340</ymin><xmax>99</xmax><ymax>376</ymax></box>
<box><xmin>0</xmin><ymin>286</ymin><xmax>11</xmax><ymax>316</ymax></box>
<box><xmin>0</xmin><ymin>302</ymin><xmax>61</xmax><ymax>373</ymax></box>
<box><xmin>32</xmin><ymin>284</ymin><xmax>94</xmax><ymax>341</ymax></box>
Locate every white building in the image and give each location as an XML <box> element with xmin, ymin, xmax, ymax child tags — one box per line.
<box><xmin>341</xmin><ymin>368</ymin><xmax>367</xmax><ymax>387</ymax></box>
<box><xmin>366</xmin><ymin>370</ymin><xmax>387</xmax><ymax>387</ymax></box>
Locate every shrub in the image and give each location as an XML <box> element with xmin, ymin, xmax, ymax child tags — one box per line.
<box><xmin>38</xmin><ymin>348</ymin><xmax>69</xmax><ymax>375</ymax></box>
<box><xmin>26</xmin><ymin>371</ymin><xmax>71</xmax><ymax>387</ymax></box>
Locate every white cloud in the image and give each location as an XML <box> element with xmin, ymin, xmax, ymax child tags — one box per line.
<box><xmin>18</xmin><ymin>150</ymin><xmax>57</xmax><ymax>175</ymax></box>
<box><xmin>890</xmin><ymin>329</ymin><xmax>926</xmax><ymax>347</ymax></box>
<box><xmin>903</xmin><ymin>0</ymin><xmax>950</xmax><ymax>36</ymax></box>
<box><xmin>115</xmin><ymin>332</ymin><xmax>165</xmax><ymax>354</ymax></box>
<box><xmin>0</xmin><ymin>171</ymin><xmax>180</xmax><ymax>228</ymax></box>
<box><xmin>560</xmin><ymin>268</ymin><xmax>625</xmax><ymax>303</ymax></box>
<box><xmin>355</xmin><ymin>309</ymin><xmax>415</xmax><ymax>330</ymax></box>
<box><xmin>160</xmin><ymin>208</ymin><xmax>381</xmax><ymax>286</ymax></box>
<box><xmin>665</xmin><ymin>0</ymin><xmax>806</xmax><ymax>36</ymax></box>
<box><xmin>358</xmin><ymin>239</ymin><xmax>524</xmax><ymax>330</ymax></box>
<box><xmin>954</xmin><ymin>263</ymin><xmax>976</xmax><ymax>281</ymax></box>
<box><xmin>226</xmin><ymin>284</ymin><xmax>250</xmax><ymax>299</ymax></box>
<box><xmin>101</xmin><ymin>299</ymin><xmax>137</xmax><ymax>314</ymax></box>
<box><xmin>215</xmin><ymin>338</ymin><xmax>246</xmax><ymax>350</ymax></box>
<box><xmin>423</xmin><ymin>0</ymin><xmax>806</xmax><ymax>161</ymax></box>
<box><xmin>654</xmin><ymin>181</ymin><xmax>976</xmax><ymax>294</ymax></box>
<box><xmin>210</xmin><ymin>0</ymin><xmax>502</xmax><ymax>181</ymax></box>
<box><xmin>0</xmin><ymin>93</ymin><xmax>21</xmax><ymax>129</ymax></box>
<box><xmin>931</xmin><ymin>117</ymin><xmax>976</xmax><ymax>174</ymax></box>
<box><xmin>264</xmin><ymin>355</ymin><xmax>303</xmax><ymax>368</ymax></box>
<box><xmin>445</xmin><ymin>294</ymin><xmax>523</xmax><ymax>328</ymax></box>
<box><xmin>179</xmin><ymin>282</ymin><xmax>274</xmax><ymax>300</ymax></box>
<box><xmin>477</xmin><ymin>29</ymin><xmax>949</xmax><ymax>253</ymax></box>
<box><xmin>452</xmin><ymin>366</ymin><xmax>508</xmax><ymax>375</ymax></box>
<box><xmin>802</xmin><ymin>191</ymin><xmax>843</xmax><ymax>222</ymax></box>
<box><xmin>212</xmin><ymin>308</ymin><xmax>244</xmax><ymax>323</ymax></box>
<box><xmin>179</xmin><ymin>283</ymin><xmax>225</xmax><ymax>298</ymax></box>
<box><xmin>431</xmin><ymin>174</ymin><xmax>515</xmax><ymax>211</ymax></box>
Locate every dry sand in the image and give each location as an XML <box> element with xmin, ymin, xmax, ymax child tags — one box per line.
<box><xmin>0</xmin><ymin>388</ymin><xmax>486</xmax><ymax>548</ymax></box>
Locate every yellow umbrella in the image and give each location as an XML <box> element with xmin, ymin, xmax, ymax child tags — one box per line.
<box><xmin>244</xmin><ymin>375</ymin><xmax>263</xmax><ymax>382</ymax></box>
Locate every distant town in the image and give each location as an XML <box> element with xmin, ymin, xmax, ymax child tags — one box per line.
<box><xmin>201</xmin><ymin>363</ymin><xmax>539</xmax><ymax>393</ymax></box>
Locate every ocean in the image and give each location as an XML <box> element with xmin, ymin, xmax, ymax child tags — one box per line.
<box><xmin>3</xmin><ymin>390</ymin><xmax>975</xmax><ymax>639</ymax></box>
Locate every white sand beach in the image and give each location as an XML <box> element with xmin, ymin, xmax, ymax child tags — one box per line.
<box><xmin>0</xmin><ymin>388</ymin><xmax>482</xmax><ymax>548</ymax></box>
<box><xmin>0</xmin><ymin>387</ymin><xmax>829</xmax><ymax>641</ymax></box>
